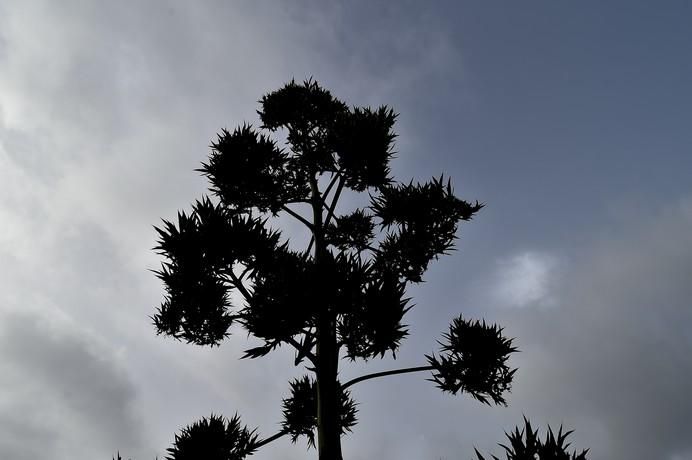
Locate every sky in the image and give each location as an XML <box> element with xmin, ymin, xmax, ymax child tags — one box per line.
<box><xmin>1</xmin><ymin>1</ymin><xmax>691</xmax><ymax>459</ymax></box>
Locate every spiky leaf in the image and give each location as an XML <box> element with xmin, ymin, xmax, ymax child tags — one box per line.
<box><xmin>476</xmin><ymin>418</ymin><xmax>589</xmax><ymax>460</ymax></box>
<box><xmin>200</xmin><ymin>125</ymin><xmax>307</xmax><ymax>213</ymax></box>
<box><xmin>371</xmin><ymin>177</ymin><xmax>483</xmax><ymax>282</ymax></box>
<box><xmin>330</xmin><ymin>106</ymin><xmax>397</xmax><ymax>191</ymax></box>
<box><xmin>427</xmin><ymin>315</ymin><xmax>517</xmax><ymax>405</ymax></box>
<box><xmin>281</xmin><ymin>376</ymin><xmax>358</xmax><ymax>448</ymax></box>
<box><xmin>165</xmin><ymin>414</ymin><xmax>259</xmax><ymax>460</ymax></box>
<box><xmin>339</xmin><ymin>267</ymin><xmax>411</xmax><ymax>360</ymax></box>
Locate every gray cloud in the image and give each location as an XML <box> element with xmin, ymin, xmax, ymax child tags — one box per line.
<box><xmin>1</xmin><ymin>1</ymin><xmax>691</xmax><ymax>459</ymax></box>
<box><xmin>497</xmin><ymin>200</ymin><xmax>692</xmax><ymax>459</ymax></box>
<box><xmin>0</xmin><ymin>312</ymin><xmax>144</xmax><ymax>459</ymax></box>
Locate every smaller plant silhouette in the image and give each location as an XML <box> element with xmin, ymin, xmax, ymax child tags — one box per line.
<box><xmin>475</xmin><ymin>418</ymin><xmax>589</xmax><ymax>460</ymax></box>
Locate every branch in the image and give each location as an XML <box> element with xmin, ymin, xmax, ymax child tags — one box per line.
<box><xmin>305</xmin><ymin>236</ymin><xmax>314</xmax><ymax>260</ymax></box>
<box><xmin>228</xmin><ymin>271</ymin><xmax>252</xmax><ymax>302</ymax></box>
<box><xmin>308</xmin><ymin>175</ymin><xmax>323</xmax><ymax>259</ymax></box>
<box><xmin>239</xmin><ymin>264</ymin><xmax>253</xmax><ymax>280</ymax></box>
<box><xmin>254</xmin><ymin>429</ymin><xmax>288</xmax><ymax>449</ymax></box>
<box><xmin>341</xmin><ymin>365</ymin><xmax>434</xmax><ymax>390</ymax></box>
<box><xmin>323</xmin><ymin>176</ymin><xmax>345</xmax><ymax>228</ymax></box>
<box><xmin>286</xmin><ymin>337</ymin><xmax>317</xmax><ymax>366</ymax></box>
<box><xmin>322</xmin><ymin>170</ymin><xmax>342</xmax><ymax>202</ymax></box>
<box><xmin>281</xmin><ymin>205</ymin><xmax>313</xmax><ymax>230</ymax></box>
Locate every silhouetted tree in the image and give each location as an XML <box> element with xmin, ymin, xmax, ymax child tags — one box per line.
<box><xmin>151</xmin><ymin>79</ymin><xmax>528</xmax><ymax>460</ymax></box>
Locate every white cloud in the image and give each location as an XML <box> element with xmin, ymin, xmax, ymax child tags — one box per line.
<box><xmin>493</xmin><ymin>251</ymin><xmax>558</xmax><ymax>308</ymax></box>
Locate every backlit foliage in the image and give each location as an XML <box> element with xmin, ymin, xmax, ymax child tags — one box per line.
<box><xmin>150</xmin><ymin>80</ymin><xmax>522</xmax><ymax>459</ymax></box>
<box><xmin>475</xmin><ymin>418</ymin><xmax>589</xmax><ymax>460</ymax></box>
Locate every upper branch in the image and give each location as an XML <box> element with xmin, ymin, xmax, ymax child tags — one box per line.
<box><xmin>323</xmin><ymin>176</ymin><xmax>345</xmax><ymax>228</ymax></box>
<box><xmin>281</xmin><ymin>205</ymin><xmax>314</xmax><ymax>230</ymax></box>
<box><xmin>228</xmin><ymin>271</ymin><xmax>252</xmax><ymax>302</ymax></box>
<box><xmin>322</xmin><ymin>170</ymin><xmax>342</xmax><ymax>203</ymax></box>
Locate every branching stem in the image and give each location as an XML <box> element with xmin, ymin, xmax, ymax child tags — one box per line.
<box><xmin>322</xmin><ymin>170</ymin><xmax>342</xmax><ymax>201</ymax></box>
<box><xmin>281</xmin><ymin>205</ymin><xmax>314</xmax><ymax>230</ymax></box>
<box><xmin>323</xmin><ymin>177</ymin><xmax>345</xmax><ymax>228</ymax></box>
<box><xmin>287</xmin><ymin>337</ymin><xmax>317</xmax><ymax>366</ymax></box>
<box><xmin>341</xmin><ymin>365</ymin><xmax>434</xmax><ymax>390</ymax></box>
<box><xmin>305</xmin><ymin>236</ymin><xmax>315</xmax><ymax>259</ymax></box>
<box><xmin>254</xmin><ymin>429</ymin><xmax>288</xmax><ymax>449</ymax></box>
<box><xmin>239</xmin><ymin>264</ymin><xmax>253</xmax><ymax>280</ymax></box>
<box><xmin>228</xmin><ymin>271</ymin><xmax>251</xmax><ymax>302</ymax></box>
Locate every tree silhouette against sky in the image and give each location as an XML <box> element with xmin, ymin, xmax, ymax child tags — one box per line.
<box><xmin>151</xmin><ymin>80</ymin><xmax>585</xmax><ymax>460</ymax></box>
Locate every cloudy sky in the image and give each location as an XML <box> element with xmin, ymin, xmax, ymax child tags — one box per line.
<box><xmin>1</xmin><ymin>1</ymin><xmax>691</xmax><ymax>459</ymax></box>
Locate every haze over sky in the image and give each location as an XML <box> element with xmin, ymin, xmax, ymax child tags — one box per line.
<box><xmin>1</xmin><ymin>1</ymin><xmax>691</xmax><ymax>459</ymax></box>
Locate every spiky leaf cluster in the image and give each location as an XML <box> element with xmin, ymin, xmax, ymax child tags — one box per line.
<box><xmin>153</xmin><ymin>198</ymin><xmax>283</xmax><ymax>346</ymax></box>
<box><xmin>152</xmin><ymin>80</ymin><xmax>502</xmax><ymax>457</ymax></box>
<box><xmin>427</xmin><ymin>315</ymin><xmax>517</xmax><ymax>405</ymax></box>
<box><xmin>260</xmin><ymin>79</ymin><xmax>347</xmax><ymax>133</ymax></box>
<box><xmin>154</xmin><ymin>80</ymin><xmax>484</xmax><ymax>362</ymax></box>
<box><xmin>165</xmin><ymin>414</ymin><xmax>259</xmax><ymax>460</ymax></box>
<box><xmin>259</xmin><ymin>79</ymin><xmax>347</xmax><ymax>172</ymax></box>
<box><xmin>259</xmin><ymin>79</ymin><xmax>397</xmax><ymax>190</ymax></box>
<box><xmin>371</xmin><ymin>177</ymin><xmax>483</xmax><ymax>282</ymax></box>
<box><xmin>240</xmin><ymin>246</ymin><xmax>314</xmax><ymax>344</ymax></box>
<box><xmin>338</xmin><ymin>267</ymin><xmax>411</xmax><ymax>360</ymax></box>
<box><xmin>281</xmin><ymin>376</ymin><xmax>358</xmax><ymax>448</ymax></box>
<box><xmin>475</xmin><ymin>418</ymin><xmax>589</xmax><ymax>460</ymax></box>
<box><xmin>325</xmin><ymin>210</ymin><xmax>374</xmax><ymax>252</ymax></box>
<box><xmin>201</xmin><ymin>125</ymin><xmax>308</xmax><ymax>213</ymax></box>
<box><xmin>153</xmin><ymin>199</ymin><xmax>235</xmax><ymax>346</ymax></box>
<box><xmin>329</xmin><ymin>106</ymin><xmax>397</xmax><ymax>190</ymax></box>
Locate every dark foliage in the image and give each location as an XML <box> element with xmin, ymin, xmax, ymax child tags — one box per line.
<box><xmin>200</xmin><ymin>125</ymin><xmax>307</xmax><ymax>213</ymax></box>
<box><xmin>325</xmin><ymin>210</ymin><xmax>374</xmax><ymax>252</ymax></box>
<box><xmin>427</xmin><ymin>315</ymin><xmax>517</xmax><ymax>405</ymax></box>
<box><xmin>152</xmin><ymin>198</ymin><xmax>283</xmax><ymax>346</ymax></box>
<box><xmin>281</xmin><ymin>376</ymin><xmax>358</xmax><ymax>448</ymax></box>
<box><xmin>149</xmin><ymin>80</ymin><xmax>532</xmax><ymax>459</ymax></box>
<box><xmin>338</xmin><ymin>267</ymin><xmax>411</xmax><ymax>360</ymax></box>
<box><xmin>259</xmin><ymin>79</ymin><xmax>347</xmax><ymax>173</ymax></box>
<box><xmin>165</xmin><ymin>414</ymin><xmax>259</xmax><ymax>460</ymax></box>
<box><xmin>240</xmin><ymin>244</ymin><xmax>314</xmax><ymax>343</ymax></box>
<box><xmin>152</xmin><ymin>201</ymin><xmax>235</xmax><ymax>346</ymax></box>
<box><xmin>329</xmin><ymin>106</ymin><xmax>397</xmax><ymax>191</ymax></box>
<box><xmin>371</xmin><ymin>177</ymin><xmax>483</xmax><ymax>282</ymax></box>
<box><xmin>475</xmin><ymin>418</ymin><xmax>589</xmax><ymax>460</ymax></box>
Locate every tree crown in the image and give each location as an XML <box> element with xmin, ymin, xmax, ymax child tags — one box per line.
<box><xmin>151</xmin><ymin>79</ymin><xmax>522</xmax><ymax>458</ymax></box>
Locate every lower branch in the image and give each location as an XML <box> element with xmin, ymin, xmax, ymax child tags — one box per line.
<box><xmin>341</xmin><ymin>365</ymin><xmax>434</xmax><ymax>390</ymax></box>
<box><xmin>254</xmin><ymin>429</ymin><xmax>288</xmax><ymax>449</ymax></box>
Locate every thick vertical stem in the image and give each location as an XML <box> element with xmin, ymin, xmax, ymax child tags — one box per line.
<box><xmin>316</xmin><ymin>312</ymin><xmax>342</xmax><ymax>460</ymax></box>
<box><xmin>310</xmin><ymin>175</ymin><xmax>344</xmax><ymax>460</ymax></box>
